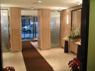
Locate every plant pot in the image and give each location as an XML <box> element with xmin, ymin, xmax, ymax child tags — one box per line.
<box><xmin>69</xmin><ymin>39</ymin><xmax>78</xmax><ymax>42</ymax></box>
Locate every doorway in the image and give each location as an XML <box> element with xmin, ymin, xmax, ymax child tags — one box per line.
<box><xmin>21</xmin><ymin>16</ymin><xmax>38</xmax><ymax>40</ymax></box>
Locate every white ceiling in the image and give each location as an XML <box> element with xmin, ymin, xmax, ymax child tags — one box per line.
<box><xmin>1</xmin><ymin>0</ymin><xmax>82</xmax><ymax>10</ymax></box>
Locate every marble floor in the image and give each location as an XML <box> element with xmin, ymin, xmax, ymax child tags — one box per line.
<box><xmin>3</xmin><ymin>41</ymin><xmax>76</xmax><ymax>71</ymax></box>
<box><xmin>3</xmin><ymin>52</ymin><xmax>26</xmax><ymax>71</ymax></box>
<box><xmin>31</xmin><ymin>42</ymin><xmax>76</xmax><ymax>71</ymax></box>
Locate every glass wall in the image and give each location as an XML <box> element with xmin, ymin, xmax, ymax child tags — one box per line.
<box><xmin>51</xmin><ymin>12</ymin><xmax>60</xmax><ymax>47</ymax></box>
<box><xmin>21</xmin><ymin>16</ymin><xmax>38</xmax><ymax>39</ymax></box>
<box><xmin>1</xmin><ymin>10</ymin><xmax>10</xmax><ymax>51</ymax></box>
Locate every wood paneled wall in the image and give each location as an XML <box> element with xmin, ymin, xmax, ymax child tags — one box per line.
<box><xmin>60</xmin><ymin>10</ymin><xmax>71</xmax><ymax>47</ymax></box>
<box><xmin>60</xmin><ymin>5</ymin><xmax>82</xmax><ymax>48</ymax></box>
<box><xmin>10</xmin><ymin>8</ymin><xmax>22</xmax><ymax>51</ymax></box>
<box><xmin>38</xmin><ymin>9</ymin><xmax>51</xmax><ymax>50</ymax></box>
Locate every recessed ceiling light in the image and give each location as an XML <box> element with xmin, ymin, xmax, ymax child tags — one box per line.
<box><xmin>38</xmin><ymin>0</ymin><xmax>42</xmax><ymax>2</ymax></box>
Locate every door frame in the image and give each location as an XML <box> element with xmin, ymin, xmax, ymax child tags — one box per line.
<box><xmin>21</xmin><ymin>16</ymin><xmax>38</xmax><ymax>39</ymax></box>
<box><xmin>80</xmin><ymin>0</ymin><xmax>90</xmax><ymax>70</ymax></box>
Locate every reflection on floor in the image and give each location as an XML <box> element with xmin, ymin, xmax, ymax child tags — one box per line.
<box><xmin>22</xmin><ymin>33</ymin><xmax>38</xmax><ymax>39</ymax></box>
<box><xmin>3</xmin><ymin>52</ymin><xmax>26</xmax><ymax>71</ymax></box>
<box><xmin>3</xmin><ymin>41</ymin><xmax>76</xmax><ymax>71</ymax></box>
<box><xmin>31</xmin><ymin>42</ymin><xmax>76</xmax><ymax>71</ymax></box>
<box><xmin>22</xmin><ymin>38</ymin><xmax>38</xmax><ymax>41</ymax></box>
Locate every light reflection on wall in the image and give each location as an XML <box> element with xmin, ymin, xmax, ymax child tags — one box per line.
<box><xmin>67</xmin><ymin>15</ymin><xmax>69</xmax><ymax>24</ymax></box>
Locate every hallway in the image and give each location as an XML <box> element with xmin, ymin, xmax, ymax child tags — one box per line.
<box><xmin>3</xmin><ymin>41</ymin><xmax>76</xmax><ymax>71</ymax></box>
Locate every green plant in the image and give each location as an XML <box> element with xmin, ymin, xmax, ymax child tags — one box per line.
<box><xmin>77</xmin><ymin>29</ymin><xmax>81</xmax><ymax>38</ymax></box>
<box><xmin>69</xmin><ymin>29</ymin><xmax>81</xmax><ymax>39</ymax></box>
<box><xmin>69</xmin><ymin>29</ymin><xmax>76</xmax><ymax>39</ymax></box>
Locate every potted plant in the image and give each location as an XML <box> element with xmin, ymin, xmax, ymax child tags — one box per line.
<box><xmin>3</xmin><ymin>66</ymin><xmax>15</xmax><ymax>71</ymax></box>
<box><xmin>69</xmin><ymin>29</ymin><xmax>81</xmax><ymax>42</ymax></box>
<box><xmin>68</xmin><ymin>58</ymin><xmax>82</xmax><ymax>71</ymax></box>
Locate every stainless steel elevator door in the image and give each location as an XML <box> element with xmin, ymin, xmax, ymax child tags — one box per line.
<box><xmin>1</xmin><ymin>10</ymin><xmax>9</xmax><ymax>51</ymax></box>
<box><xmin>51</xmin><ymin>12</ymin><xmax>60</xmax><ymax>47</ymax></box>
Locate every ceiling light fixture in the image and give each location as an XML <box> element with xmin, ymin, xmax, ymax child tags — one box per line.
<box><xmin>60</xmin><ymin>8</ymin><xmax>67</xmax><ymax>10</ymax></box>
<box><xmin>38</xmin><ymin>0</ymin><xmax>42</xmax><ymax>2</ymax></box>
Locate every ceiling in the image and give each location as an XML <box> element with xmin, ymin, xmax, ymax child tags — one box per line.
<box><xmin>1</xmin><ymin>0</ymin><xmax>82</xmax><ymax>10</ymax></box>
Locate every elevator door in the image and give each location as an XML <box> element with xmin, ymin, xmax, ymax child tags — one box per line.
<box><xmin>1</xmin><ymin>10</ymin><xmax>9</xmax><ymax>51</ymax></box>
<box><xmin>51</xmin><ymin>12</ymin><xmax>60</xmax><ymax>47</ymax></box>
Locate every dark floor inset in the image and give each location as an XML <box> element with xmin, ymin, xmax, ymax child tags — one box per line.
<box><xmin>22</xmin><ymin>41</ymin><xmax>54</xmax><ymax>71</ymax></box>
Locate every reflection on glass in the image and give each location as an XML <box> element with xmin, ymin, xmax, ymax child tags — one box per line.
<box><xmin>21</xmin><ymin>16</ymin><xmax>38</xmax><ymax>39</ymax></box>
<box><xmin>51</xmin><ymin>12</ymin><xmax>60</xmax><ymax>47</ymax></box>
<box><xmin>1</xmin><ymin>10</ymin><xmax>9</xmax><ymax>51</ymax></box>
<box><xmin>72</xmin><ymin>9</ymin><xmax>81</xmax><ymax>36</ymax></box>
<box><xmin>72</xmin><ymin>9</ymin><xmax>81</xmax><ymax>30</ymax></box>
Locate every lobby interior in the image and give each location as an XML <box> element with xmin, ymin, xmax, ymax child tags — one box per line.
<box><xmin>0</xmin><ymin>0</ymin><xmax>95</xmax><ymax>71</ymax></box>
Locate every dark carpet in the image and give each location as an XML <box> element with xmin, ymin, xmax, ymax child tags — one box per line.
<box><xmin>22</xmin><ymin>41</ymin><xmax>54</xmax><ymax>71</ymax></box>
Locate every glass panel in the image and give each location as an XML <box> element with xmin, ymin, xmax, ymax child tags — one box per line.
<box><xmin>51</xmin><ymin>12</ymin><xmax>60</xmax><ymax>47</ymax></box>
<box><xmin>22</xmin><ymin>17</ymin><xmax>33</xmax><ymax>39</ymax></box>
<box><xmin>34</xmin><ymin>17</ymin><xmax>38</xmax><ymax>38</ymax></box>
<box><xmin>72</xmin><ymin>9</ymin><xmax>81</xmax><ymax>37</ymax></box>
<box><xmin>1</xmin><ymin>10</ymin><xmax>9</xmax><ymax>51</ymax></box>
<box><xmin>72</xmin><ymin>9</ymin><xmax>81</xmax><ymax>30</ymax></box>
<box><xmin>30</xmin><ymin>17</ymin><xmax>33</xmax><ymax>38</ymax></box>
<box><xmin>21</xmin><ymin>16</ymin><xmax>38</xmax><ymax>40</ymax></box>
<box><xmin>33</xmin><ymin>17</ymin><xmax>35</xmax><ymax>38</ymax></box>
<box><xmin>36</xmin><ymin>17</ymin><xmax>38</xmax><ymax>38</ymax></box>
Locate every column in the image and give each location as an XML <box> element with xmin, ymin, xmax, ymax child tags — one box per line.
<box><xmin>10</xmin><ymin>8</ymin><xmax>22</xmax><ymax>51</ymax></box>
<box><xmin>38</xmin><ymin>9</ymin><xmax>51</xmax><ymax>50</ymax></box>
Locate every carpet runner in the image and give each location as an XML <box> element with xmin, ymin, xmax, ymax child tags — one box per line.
<box><xmin>22</xmin><ymin>41</ymin><xmax>54</xmax><ymax>71</ymax></box>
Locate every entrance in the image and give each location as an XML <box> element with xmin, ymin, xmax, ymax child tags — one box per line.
<box><xmin>21</xmin><ymin>16</ymin><xmax>38</xmax><ymax>40</ymax></box>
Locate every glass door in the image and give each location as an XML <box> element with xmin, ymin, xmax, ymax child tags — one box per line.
<box><xmin>33</xmin><ymin>17</ymin><xmax>38</xmax><ymax>38</ymax></box>
<box><xmin>21</xmin><ymin>16</ymin><xmax>38</xmax><ymax>40</ymax></box>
